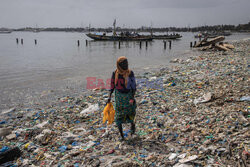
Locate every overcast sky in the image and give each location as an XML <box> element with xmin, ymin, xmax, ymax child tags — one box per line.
<box><xmin>0</xmin><ymin>0</ymin><xmax>250</xmax><ymax>28</ymax></box>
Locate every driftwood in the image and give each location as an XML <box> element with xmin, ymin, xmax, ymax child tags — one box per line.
<box><xmin>203</xmin><ymin>36</ymin><xmax>225</xmax><ymax>46</ymax></box>
<box><xmin>195</xmin><ymin>36</ymin><xmax>225</xmax><ymax>47</ymax></box>
<box><xmin>215</xmin><ymin>44</ymin><xmax>230</xmax><ymax>51</ymax></box>
<box><xmin>194</xmin><ymin>36</ymin><xmax>234</xmax><ymax>51</ymax></box>
<box><xmin>223</xmin><ymin>43</ymin><xmax>235</xmax><ymax>49</ymax></box>
<box><xmin>201</xmin><ymin>45</ymin><xmax>212</xmax><ymax>51</ymax></box>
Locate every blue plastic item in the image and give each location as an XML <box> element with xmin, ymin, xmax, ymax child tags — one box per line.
<box><xmin>59</xmin><ymin>146</ymin><xmax>67</xmax><ymax>152</ymax></box>
<box><xmin>71</xmin><ymin>141</ymin><xmax>78</xmax><ymax>146</ymax></box>
<box><xmin>0</xmin><ymin>146</ymin><xmax>9</xmax><ymax>153</ymax></box>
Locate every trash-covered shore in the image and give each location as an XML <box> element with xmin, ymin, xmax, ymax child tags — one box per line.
<box><xmin>0</xmin><ymin>39</ymin><xmax>249</xmax><ymax>166</ymax></box>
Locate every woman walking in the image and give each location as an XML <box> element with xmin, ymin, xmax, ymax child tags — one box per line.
<box><xmin>107</xmin><ymin>56</ymin><xmax>137</xmax><ymax>140</ymax></box>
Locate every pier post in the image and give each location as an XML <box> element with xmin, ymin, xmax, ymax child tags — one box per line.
<box><xmin>77</xmin><ymin>40</ymin><xmax>80</xmax><ymax>47</ymax></box>
<box><xmin>194</xmin><ymin>41</ymin><xmax>196</xmax><ymax>47</ymax></box>
<box><xmin>16</xmin><ymin>38</ymin><xmax>19</xmax><ymax>44</ymax></box>
<box><xmin>146</xmin><ymin>41</ymin><xmax>148</xmax><ymax>48</ymax></box>
<box><xmin>169</xmin><ymin>41</ymin><xmax>172</xmax><ymax>49</ymax></box>
<box><xmin>86</xmin><ymin>40</ymin><xmax>88</xmax><ymax>46</ymax></box>
<box><xmin>190</xmin><ymin>42</ymin><xmax>193</xmax><ymax>48</ymax></box>
<box><xmin>35</xmin><ymin>39</ymin><xmax>37</xmax><ymax>45</ymax></box>
<box><xmin>164</xmin><ymin>41</ymin><xmax>166</xmax><ymax>49</ymax></box>
<box><xmin>119</xmin><ymin>41</ymin><xmax>121</xmax><ymax>49</ymax></box>
<box><xmin>140</xmin><ymin>41</ymin><xmax>142</xmax><ymax>49</ymax></box>
<box><xmin>21</xmin><ymin>39</ymin><xmax>23</xmax><ymax>45</ymax></box>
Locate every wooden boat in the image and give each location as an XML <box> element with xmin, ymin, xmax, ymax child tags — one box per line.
<box><xmin>220</xmin><ymin>31</ymin><xmax>232</xmax><ymax>36</ymax></box>
<box><xmin>195</xmin><ymin>31</ymin><xmax>232</xmax><ymax>38</ymax></box>
<box><xmin>86</xmin><ymin>33</ymin><xmax>153</xmax><ymax>41</ymax></box>
<box><xmin>151</xmin><ymin>34</ymin><xmax>182</xmax><ymax>40</ymax></box>
<box><xmin>86</xmin><ymin>20</ymin><xmax>155</xmax><ymax>41</ymax></box>
<box><xmin>139</xmin><ymin>33</ymin><xmax>182</xmax><ymax>40</ymax></box>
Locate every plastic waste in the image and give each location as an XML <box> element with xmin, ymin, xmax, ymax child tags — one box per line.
<box><xmin>169</xmin><ymin>153</ymin><xmax>177</xmax><ymax>160</ymax></box>
<box><xmin>35</xmin><ymin>121</ymin><xmax>48</xmax><ymax>128</ymax></box>
<box><xmin>0</xmin><ymin>121</ymin><xmax>6</xmax><ymax>124</ymax></box>
<box><xmin>80</xmin><ymin>104</ymin><xmax>99</xmax><ymax>116</ymax></box>
<box><xmin>24</xmin><ymin>143</ymin><xmax>30</xmax><ymax>149</ymax></box>
<box><xmin>103</xmin><ymin>102</ymin><xmax>115</xmax><ymax>125</ymax></box>
<box><xmin>240</xmin><ymin>96</ymin><xmax>250</xmax><ymax>101</ymax></box>
<box><xmin>173</xmin><ymin>164</ymin><xmax>193</xmax><ymax>167</ymax></box>
<box><xmin>0</xmin><ymin>146</ymin><xmax>9</xmax><ymax>153</ymax></box>
<box><xmin>0</xmin><ymin>128</ymin><xmax>11</xmax><ymax>137</ymax></box>
<box><xmin>59</xmin><ymin>146</ymin><xmax>67</xmax><ymax>152</ymax></box>
<box><xmin>194</xmin><ymin>92</ymin><xmax>212</xmax><ymax>105</ymax></box>
<box><xmin>6</xmin><ymin>134</ymin><xmax>16</xmax><ymax>140</ymax></box>
<box><xmin>179</xmin><ymin>155</ymin><xmax>198</xmax><ymax>163</ymax></box>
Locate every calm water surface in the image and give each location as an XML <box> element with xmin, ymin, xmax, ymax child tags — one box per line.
<box><xmin>0</xmin><ymin>31</ymin><xmax>249</xmax><ymax>110</ymax></box>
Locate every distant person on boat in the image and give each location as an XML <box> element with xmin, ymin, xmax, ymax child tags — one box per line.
<box><xmin>107</xmin><ymin>56</ymin><xmax>137</xmax><ymax>141</ymax></box>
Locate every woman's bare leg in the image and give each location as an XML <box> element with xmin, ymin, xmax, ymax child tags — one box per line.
<box><xmin>117</xmin><ymin>123</ymin><xmax>124</xmax><ymax>140</ymax></box>
<box><xmin>131</xmin><ymin>122</ymin><xmax>135</xmax><ymax>135</ymax></box>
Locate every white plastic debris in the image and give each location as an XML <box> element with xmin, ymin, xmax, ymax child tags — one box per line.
<box><xmin>6</xmin><ymin>133</ymin><xmax>16</xmax><ymax>140</ymax></box>
<box><xmin>194</xmin><ymin>92</ymin><xmax>212</xmax><ymax>105</ymax></box>
<box><xmin>179</xmin><ymin>155</ymin><xmax>198</xmax><ymax>163</ymax></box>
<box><xmin>35</xmin><ymin>121</ymin><xmax>48</xmax><ymax>128</ymax></box>
<box><xmin>35</xmin><ymin>134</ymin><xmax>44</xmax><ymax>141</ymax></box>
<box><xmin>61</xmin><ymin>132</ymin><xmax>78</xmax><ymax>138</ymax></box>
<box><xmin>169</xmin><ymin>153</ymin><xmax>178</xmax><ymax>160</ymax></box>
<box><xmin>86</xmin><ymin>141</ymin><xmax>96</xmax><ymax>148</ymax></box>
<box><xmin>80</xmin><ymin>104</ymin><xmax>99</xmax><ymax>116</ymax></box>
<box><xmin>149</xmin><ymin>76</ymin><xmax>157</xmax><ymax>81</ymax></box>
<box><xmin>240</xmin><ymin>96</ymin><xmax>250</xmax><ymax>101</ymax></box>
<box><xmin>0</xmin><ymin>128</ymin><xmax>12</xmax><ymax>137</ymax></box>
<box><xmin>42</xmin><ymin>129</ymin><xmax>52</xmax><ymax>134</ymax></box>
<box><xmin>173</xmin><ymin>164</ymin><xmax>193</xmax><ymax>167</ymax></box>
<box><xmin>0</xmin><ymin>108</ymin><xmax>15</xmax><ymax>115</ymax></box>
<box><xmin>178</xmin><ymin>153</ymin><xmax>187</xmax><ymax>159</ymax></box>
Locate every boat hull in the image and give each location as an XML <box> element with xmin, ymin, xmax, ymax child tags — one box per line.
<box><xmin>152</xmin><ymin>35</ymin><xmax>182</xmax><ymax>40</ymax></box>
<box><xmin>139</xmin><ymin>34</ymin><xmax>182</xmax><ymax>40</ymax></box>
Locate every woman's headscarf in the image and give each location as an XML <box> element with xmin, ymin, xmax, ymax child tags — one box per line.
<box><xmin>115</xmin><ymin>56</ymin><xmax>131</xmax><ymax>87</ymax></box>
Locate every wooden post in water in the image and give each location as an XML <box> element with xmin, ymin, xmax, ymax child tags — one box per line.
<box><xmin>77</xmin><ymin>40</ymin><xmax>80</xmax><ymax>46</ymax></box>
<box><xmin>169</xmin><ymin>41</ymin><xmax>172</xmax><ymax>49</ymax></box>
<box><xmin>21</xmin><ymin>39</ymin><xmax>23</xmax><ymax>45</ymax></box>
<box><xmin>119</xmin><ymin>41</ymin><xmax>121</xmax><ymax>49</ymax></box>
<box><xmin>146</xmin><ymin>41</ymin><xmax>148</xmax><ymax>48</ymax></box>
<box><xmin>190</xmin><ymin>42</ymin><xmax>192</xmax><ymax>48</ymax></box>
<box><xmin>86</xmin><ymin>40</ymin><xmax>88</xmax><ymax>46</ymax></box>
<box><xmin>194</xmin><ymin>41</ymin><xmax>196</xmax><ymax>47</ymax></box>
<box><xmin>16</xmin><ymin>38</ymin><xmax>19</xmax><ymax>44</ymax></box>
<box><xmin>164</xmin><ymin>41</ymin><xmax>166</xmax><ymax>49</ymax></box>
<box><xmin>139</xmin><ymin>41</ymin><xmax>142</xmax><ymax>49</ymax></box>
<box><xmin>35</xmin><ymin>39</ymin><xmax>37</xmax><ymax>45</ymax></box>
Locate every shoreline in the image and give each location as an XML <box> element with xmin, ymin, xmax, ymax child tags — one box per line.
<box><xmin>0</xmin><ymin>38</ymin><xmax>249</xmax><ymax>166</ymax></box>
<box><xmin>0</xmin><ymin>33</ymin><xmax>249</xmax><ymax>111</ymax></box>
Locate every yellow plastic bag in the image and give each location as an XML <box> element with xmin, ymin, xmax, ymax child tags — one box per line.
<box><xmin>103</xmin><ymin>102</ymin><xmax>115</xmax><ymax>125</ymax></box>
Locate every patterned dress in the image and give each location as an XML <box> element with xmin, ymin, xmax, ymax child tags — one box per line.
<box><xmin>114</xmin><ymin>89</ymin><xmax>136</xmax><ymax>125</ymax></box>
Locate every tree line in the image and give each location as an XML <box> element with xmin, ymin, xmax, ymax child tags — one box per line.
<box><xmin>8</xmin><ymin>22</ymin><xmax>250</xmax><ymax>32</ymax></box>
